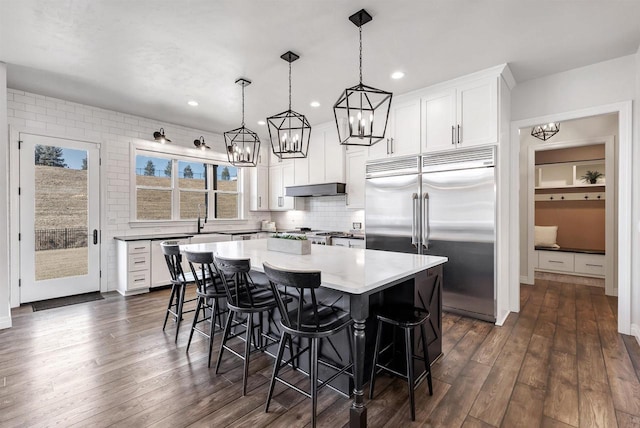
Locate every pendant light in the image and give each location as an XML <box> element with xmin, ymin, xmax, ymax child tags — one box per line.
<box><xmin>267</xmin><ymin>51</ymin><xmax>311</xmax><ymax>159</ymax></box>
<box><xmin>531</xmin><ymin>122</ymin><xmax>560</xmax><ymax>141</ymax></box>
<box><xmin>224</xmin><ymin>78</ymin><xmax>261</xmax><ymax>167</ymax></box>
<box><xmin>333</xmin><ymin>9</ymin><xmax>392</xmax><ymax>147</ymax></box>
<box><xmin>153</xmin><ymin>128</ymin><xmax>171</xmax><ymax>144</ymax></box>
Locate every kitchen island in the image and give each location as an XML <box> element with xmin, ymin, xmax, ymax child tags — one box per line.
<box><xmin>179</xmin><ymin>239</ymin><xmax>447</xmax><ymax>428</ymax></box>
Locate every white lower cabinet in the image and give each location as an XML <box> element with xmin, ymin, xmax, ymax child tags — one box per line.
<box><xmin>535</xmin><ymin>250</ymin><xmax>605</xmax><ymax>278</ymax></box>
<box><xmin>117</xmin><ymin>240</ymin><xmax>151</xmax><ymax>295</ymax></box>
<box><xmin>332</xmin><ymin>238</ymin><xmax>365</xmax><ymax>249</ymax></box>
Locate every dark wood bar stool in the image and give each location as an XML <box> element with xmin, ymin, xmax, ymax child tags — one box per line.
<box><xmin>368</xmin><ymin>276</ymin><xmax>436</xmax><ymax>421</ymax></box>
<box><xmin>160</xmin><ymin>241</ymin><xmax>197</xmax><ymax>342</ymax></box>
<box><xmin>184</xmin><ymin>250</ymin><xmax>227</xmax><ymax>368</ymax></box>
<box><xmin>213</xmin><ymin>255</ymin><xmax>282</xmax><ymax>396</ymax></box>
<box><xmin>263</xmin><ymin>262</ymin><xmax>354</xmax><ymax>428</ymax></box>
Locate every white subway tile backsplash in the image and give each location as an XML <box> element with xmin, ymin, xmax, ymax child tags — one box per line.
<box><xmin>8</xmin><ymin>100</ymin><xmax>25</xmax><ymax>111</ymax></box>
<box><xmin>13</xmin><ymin>94</ymin><xmax>36</xmax><ymax>105</ymax></box>
<box><xmin>24</xmin><ymin>119</ymin><xmax>45</xmax><ymax>129</ymax></box>
<box><xmin>14</xmin><ymin>110</ymin><xmax>36</xmax><ymax>120</ymax></box>
<box><xmin>25</xmin><ymin>104</ymin><xmax>46</xmax><ymax>114</ymax></box>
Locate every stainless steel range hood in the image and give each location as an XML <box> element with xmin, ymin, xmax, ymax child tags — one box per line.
<box><xmin>285</xmin><ymin>183</ymin><xmax>346</xmax><ymax>197</ymax></box>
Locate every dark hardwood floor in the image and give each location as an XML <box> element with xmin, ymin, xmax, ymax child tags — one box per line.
<box><xmin>1</xmin><ymin>280</ymin><xmax>640</xmax><ymax>427</ymax></box>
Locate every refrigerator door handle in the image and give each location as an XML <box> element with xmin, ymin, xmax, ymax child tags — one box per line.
<box><xmin>411</xmin><ymin>193</ymin><xmax>418</xmax><ymax>247</ymax></box>
<box><xmin>422</xmin><ymin>192</ymin><xmax>430</xmax><ymax>249</ymax></box>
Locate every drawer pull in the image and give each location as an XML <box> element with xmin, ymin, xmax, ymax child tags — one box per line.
<box><xmin>134</xmin><ymin>247</ymin><xmax>146</xmax><ymax>250</ymax></box>
<box><xmin>548</xmin><ymin>260</ymin><xmax>563</xmax><ymax>264</ymax></box>
<box><xmin>134</xmin><ymin>260</ymin><xmax>145</xmax><ymax>264</ymax></box>
<box><xmin>585</xmin><ymin>263</ymin><xmax>603</xmax><ymax>267</ymax></box>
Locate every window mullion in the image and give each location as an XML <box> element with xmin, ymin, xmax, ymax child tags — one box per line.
<box><xmin>172</xmin><ymin>159</ymin><xmax>179</xmax><ymax>220</ymax></box>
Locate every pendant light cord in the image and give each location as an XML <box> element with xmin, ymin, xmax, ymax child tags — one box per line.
<box><xmin>241</xmin><ymin>83</ymin><xmax>245</xmax><ymax>127</ymax></box>
<box><xmin>288</xmin><ymin>60</ymin><xmax>292</xmax><ymax>111</ymax></box>
<box><xmin>359</xmin><ymin>25</ymin><xmax>363</xmax><ymax>84</ymax></box>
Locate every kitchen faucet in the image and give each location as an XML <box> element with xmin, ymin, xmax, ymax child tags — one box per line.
<box><xmin>197</xmin><ymin>203</ymin><xmax>207</xmax><ymax>234</ymax></box>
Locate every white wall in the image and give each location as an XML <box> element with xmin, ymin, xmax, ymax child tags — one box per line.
<box><xmin>0</xmin><ymin>64</ymin><xmax>11</xmax><ymax>329</ymax></box>
<box><xmin>5</xmin><ymin>89</ymin><xmax>269</xmax><ymax>304</ymax></box>
<box><xmin>518</xmin><ymin>114</ymin><xmax>619</xmax><ymax>278</ymax></box>
<box><xmin>512</xmin><ymin>55</ymin><xmax>636</xmax><ymax>121</ymax></box>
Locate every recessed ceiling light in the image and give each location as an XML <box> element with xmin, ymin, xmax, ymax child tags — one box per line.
<box><xmin>187</xmin><ymin>100</ymin><xmax>199</xmax><ymax>106</ymax></box>
<box><xmin>310</xmin><ymin>101</ymin><xmax>320</xmax><ymax>108</ymax></box>
<box><xmin>257</xmin><ymin>120</ymin><xmax>266</xmax><ymax>126</ymax></box>
<box><xmin>391</xmin><ymin>71</ymin><xmax>405</xmax><ymax>80</ymax></box>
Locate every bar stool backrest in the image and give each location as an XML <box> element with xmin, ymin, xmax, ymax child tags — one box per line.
<box><xmin>184</xmin><ymin>250</ymin><xmax>222</xmax><ymax>295</ymax></box>
<box><xmin>263</xmin><ymin>262</ymin><xmax>323</xmax><ymax>332</ymax></box>
<box><xmin>213</xmin><ymin>255</ymin><xmax>258</xmax><ymax>309</ymax></box>
<box><xmin>160</xmin><ymin>241</ymin><xmax>186</xmax><ymax>284</ymax></box>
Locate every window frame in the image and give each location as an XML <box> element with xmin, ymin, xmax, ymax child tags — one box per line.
<box><xmin>130</xmin><ymin>139</ymin><xmax>244</xmax><ymax>224</ymax></box>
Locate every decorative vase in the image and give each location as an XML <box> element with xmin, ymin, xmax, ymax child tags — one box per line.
<box><xmin>267</xmin><ymin>237</ymin><xmax>311</xmax><ymax>255</ymax></box>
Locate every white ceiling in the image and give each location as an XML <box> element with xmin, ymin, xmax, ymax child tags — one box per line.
<box><xmin>1</xmin><ymin>1</ymin><xmax>640</xmax><ymax>136</ymax></box>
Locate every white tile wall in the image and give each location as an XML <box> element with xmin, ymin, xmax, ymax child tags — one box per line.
<box><xmin>6</xmin><ymin>88</ymin><xmax>269</xmax><ymax>291</ymax></box>
<box><xmin>271</xmin><ymin>196</ymin><xmax>364</xmax><ymax>232</ymax></box>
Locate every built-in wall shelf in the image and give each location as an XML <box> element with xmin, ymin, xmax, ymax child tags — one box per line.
<box><xmin>535</xmin><ymin>159</ymin><xmax>605</xmax><ymax>189</ymax></box>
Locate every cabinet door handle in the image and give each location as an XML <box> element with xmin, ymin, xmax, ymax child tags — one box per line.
<box><xmin>457</xmin><ymin>124</ymin><xmax>461</xmax><ymax>144</ymax></box>
<box><xmin>258</xmin><ymin>196</ymin><xmax>261</xmax><ymax>207</ymax></box>
<box><xmin>451</xmin><ymin>126</ymin><xmax>455</xmax><ymax>145</ymax></box>
<box><xmin>390</xmin><ymin>138</ymin><xmax>394</xmax><ymax>154</ymax></box>
<box><xmin>386</xmin><ymin>138</ymin><xmax>390</xmax><ymax>155</ymax></box>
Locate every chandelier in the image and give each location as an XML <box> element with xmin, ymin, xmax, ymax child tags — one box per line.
<box><xmin>333</xmin><ymin>9</ymin><xmax>392</xmax><ymax>147</ymax></box>
<box><xmin>267</xmin><ymin>51</ymin><xmax>311</xmax><ymax>159</ymax></box>
<box><xmin>224</xmin><ymin>78</ymin><xmax>260</xmax><ymax>167</ymax></box>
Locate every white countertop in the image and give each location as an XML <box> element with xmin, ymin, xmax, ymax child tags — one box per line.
<box><xmin>179</xmin><ymin>239</ymin><xmax>447</xmax><ymax>295</ymax></box>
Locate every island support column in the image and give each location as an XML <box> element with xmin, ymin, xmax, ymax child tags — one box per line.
<box><xmin>349</xmin><ymin>294</ymin><xmax>369</xmax><ymax>428</ymax></box>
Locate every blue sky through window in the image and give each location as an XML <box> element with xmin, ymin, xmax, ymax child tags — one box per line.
<box><xmin>61</xmin><ymin>148</ymin><xmax>87</xmax><ymax>170</ymax></box>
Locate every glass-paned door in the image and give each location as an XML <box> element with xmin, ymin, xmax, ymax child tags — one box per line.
<box><xmin>19</xmin><ymin>134</ymin><xmax>100</xmax><ymax>303</ymax></box>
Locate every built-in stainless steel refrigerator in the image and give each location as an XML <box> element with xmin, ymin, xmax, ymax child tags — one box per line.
<box><xmin>365</xmin><ymin>147</ymin><xmax>496</xmax><ymax>322</ymax></box>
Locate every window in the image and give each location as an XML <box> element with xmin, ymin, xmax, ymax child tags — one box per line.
<box><xmin>134</xmin><ymin>151</ymin><xmax>240</xmax><ymax>221</ymax></box>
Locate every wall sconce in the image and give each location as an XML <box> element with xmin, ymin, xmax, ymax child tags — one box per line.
<box><xmin>153</xmin><ymin>128</ymin><xmax>171</xmax><ymax>144</ymax></box>
<box><xmin>193</xmin><ymin>136</ymin><xmax>210</xmax><ymax>150</ymax></box>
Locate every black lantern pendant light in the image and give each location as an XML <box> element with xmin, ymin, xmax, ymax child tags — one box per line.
<box><xmin>531</xmin><ymin>122</ymin><xmax>560</xmax><ymax>141</ymax></box>
<box><xmin>333</xmin><ymin>9</ymin><xmax>392</xmax><ymax>147</ymax></box>
<box><xmin>153</xmin><ymin>128</ymin><xmax>171</xmax><ymax>144</ymax></box>
<box><xmin>224</xmin><ymin>78</ymin><xmax>261</xmax><ymax>167</ymax></box>
<box><xmin>267</xmin><ymin>51</ymin><xmax>311</xmax><ymax>159</ymax></box>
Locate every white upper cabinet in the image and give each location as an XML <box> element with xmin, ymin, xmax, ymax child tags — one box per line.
<box><xmin>249</xmin><ymin>166</ymin><xmax>269</xmax><ymax>211</ymax></box>
<box><xmin>368</xmin><ymin>97</ymin><xmax>421</xmax><ymax>160</ymax></box>
<box><xmin>323</xmin><ymin>126</ymin><xmax>345</xmax><ymax>182</ymax></box>
<box><xmin>307</xmin><ymin>124</ymin><xmax>345</xmax><ymax>184</ymax></box>
<box><xmin>423</xmin><ymin>77</ymin><xmax>498</xmax><ymax>153</ymax></box>
<box><xmin>457</xmin><ymin>77</ymin><xmax>498</xmax><ymax>147</ymax></box>
<box><xmin>422</xmin><ymin>89</ymin><xmax>457</xmax><ymax>153</ymax></box>
<box><xmin>269</xmin><ymin>162</ymin><xmax>303</xmax><ymax>211</ymax></box>
<box><xmin>345</xmin><ymin>147</ymin><xmax>366</xmax><ymax>209</ymax></box>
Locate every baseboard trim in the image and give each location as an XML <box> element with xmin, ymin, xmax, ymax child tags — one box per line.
<box><xmin>495</xmin><ymin>311</ymin><xmax>510</xmax><ymax>327</ymax></box>
<box><xmin>631</xmin><ymin>323</ymin><xmax>640</xmax><ymax>346</ymax></box>
<box><xmin>0</xmin><ymin>315</ymin><xmax>12</xmax><ymax>330</ymax></box>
